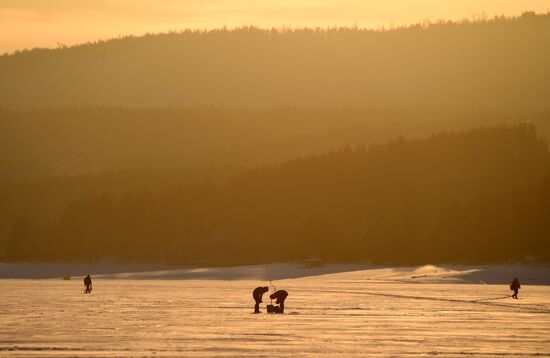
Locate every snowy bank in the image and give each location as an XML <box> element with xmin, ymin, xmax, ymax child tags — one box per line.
<box><xmin>1</xmin><ymin>262</ymin><xmax>549</xmax><ymax>284</ymax></box>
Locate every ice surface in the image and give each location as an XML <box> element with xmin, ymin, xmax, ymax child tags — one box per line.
<box><xmin>1</xmin><ymin>264</ymin><xmax>549</xmax><ymax>356</ymax></box>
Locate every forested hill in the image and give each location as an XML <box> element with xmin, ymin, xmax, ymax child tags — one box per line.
<box><xmin>1</xmin><ymin>12</ymin><xmax>549</xmax><ymax>110</ymax></box>
<box><xmin>4</xmin><ymin>107</ymin><xmax>547</xmax><ymax>180</ymax></box>
<box><xmin>4</xmin><ymin>124</ymin><xmax>550</xmax><ymax>264</ymax></box>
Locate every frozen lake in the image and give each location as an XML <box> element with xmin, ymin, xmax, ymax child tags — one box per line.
<box><xmin>1</xmin><ymin>264</ymin><xmax>549</xmax><ymax>356</ymax></box>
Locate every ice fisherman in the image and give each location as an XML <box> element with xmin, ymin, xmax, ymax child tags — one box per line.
<box><xmin>252</xmin><ymin>286</ymin><xmax>269</xmax><ymax>313</ymax></box>
<box><xmin>268</xmin><ymin>290</ymin><xmax>289</xmax><ymax>314</ymax></box>
<box><xmin>84</xmin><ymin>274</ymin><xmax>93</xmax><ymax>293</ymax></box>
<box><xmin>510</xmin><ymin>278</ymin><xmax>520</xmax><ymax>299</ymax></box>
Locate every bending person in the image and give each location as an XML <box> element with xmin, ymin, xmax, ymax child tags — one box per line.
<box><xmin>252</xmin><ymin>286</ymin><xmax>269</xmax><ymax>313</ymax></box>
<box><xmin>269</xmin><ymin>290</ymin><xmax>289</xmax><ymax>313</ymax></box>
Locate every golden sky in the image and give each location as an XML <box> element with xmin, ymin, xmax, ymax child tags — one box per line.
<box><xmin>1</xmin><ymin>0</ymin><xmax>549</xmax><ymax>54</ymax></box>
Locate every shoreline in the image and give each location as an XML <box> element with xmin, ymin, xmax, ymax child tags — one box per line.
<box><xmin>1</xmin><ymin>262</ymin><xmax>549</xmax><ymax>285</ymax></box>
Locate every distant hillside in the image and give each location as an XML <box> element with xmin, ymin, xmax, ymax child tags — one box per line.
<box><xmin>4</xmin><ymin>124</ymin><xmax>549</xmax><ymax>264</ymax></box>
<box><xmin>2</xmin><ymin>107</ymin><xmax>548</xmax><ymax>181</ymax></box>
<box><xmin>1</xmin><ymin>12</ymin><xmax>549</xmax><ymax>109</ymax></box>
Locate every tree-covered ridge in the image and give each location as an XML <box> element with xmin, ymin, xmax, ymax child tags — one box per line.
<box><xmin>1</xmin><ymin>12</ymin><xmax>549</xmax><ymax>110</ymax></box>
<box><xmin>5</xmin><ymin>124</ymin><xmax>549</xmax><ymax>263</ymax></box>
<box><xmin>2</xmin><ymin>106</ymin><xmax>547</xmax><ymax>180</ymax></box>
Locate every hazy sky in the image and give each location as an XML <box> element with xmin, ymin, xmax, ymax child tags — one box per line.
<box><xmin>1</xmin><ymin>0</ymin><xmax>549</xmax><ymax>54</ymax></box>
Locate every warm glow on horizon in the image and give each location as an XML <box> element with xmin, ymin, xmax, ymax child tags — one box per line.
<box><xmin>1</xmin><ymin>0</ymin><xmax>549</xmax><ymax>54</ymax></box>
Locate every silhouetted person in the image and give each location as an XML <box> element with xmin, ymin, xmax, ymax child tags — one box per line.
<box><xmin>84</xmin><ymin>274</ymin><xmax>92</xmax><ymax>293</ymax></box>
<box><xmin>253</xmin><ymin>286</ymin><xmax>269</xmax><ymax>313</ymax></box>
<box><xmin>268</xmin><ymin>290</ymin><xmax>288</xmax><ymax>314</ymax></box>
<box><xmin>510</xmin><ymin>278</ymin><xmax>520</xmax><ymax>299</ymax></box>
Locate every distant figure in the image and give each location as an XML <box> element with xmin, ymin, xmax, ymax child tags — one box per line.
<box><xmin>84</xmin><ymin>274</ymin><xmax>92</xmax><ymax>294</ymax></box>
<box><xmin>252</xmin><ymin>286</ymin><xmax>269</xmax><ymax>313</ymax></box>
<box><xmin>267</xmin><ymin>290</ymin><xmax>289</xmax><ymax>314</ymax></box>
<box><xmin>510</xmin><ymin>278</ymin><xmax>521</xmax><ymax>299</ymax></box>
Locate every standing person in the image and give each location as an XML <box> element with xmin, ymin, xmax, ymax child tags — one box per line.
<box><xmin>510</xmin><ymin>278</ymin><xmax>520</xmax><ymax>299</ymax></box>
<box><xmin>252</xmin><ymin>287</ymin><xmax>269</xmax><ymax>313</ymax></box>
<box><xmin>84</xmin><ymin>274</ymin><xmax>93</xmax><ymax>294</ymax></box>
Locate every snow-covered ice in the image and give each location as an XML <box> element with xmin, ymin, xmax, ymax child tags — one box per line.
<box><xmin>1</xmin><ymin>264</ymin><xmax>549</xmax><ymax>356</ymax></box>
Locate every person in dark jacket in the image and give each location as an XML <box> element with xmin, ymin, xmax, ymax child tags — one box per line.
<box><xmin>510</xmin><ymin>278</ymin><xmax>520</xmax><ymax>299</ymax></box>
<box><xmin>268</xmin><ymin>290</ymin><xmax>288</xmax><ymax>314</ymax></box>
<box><xmin>84</xmin><ymin>274</ymin><xmax>92</xmax><ymax>294</ymax></box>
<box><xmin>252</xmin><ymin>287</ymin><xmax>269</xmax><ymax>313</ymax></box>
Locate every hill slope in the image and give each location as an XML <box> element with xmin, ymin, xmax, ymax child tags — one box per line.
<box><xmin>1</xmin><ymin>13</ymin><xmax>549</xmax><ymax>109</ymax></box>
<box><xmin>4</xmin><ymin>124</ymin><xmax>549</xmax><ymax>263</ymax></box>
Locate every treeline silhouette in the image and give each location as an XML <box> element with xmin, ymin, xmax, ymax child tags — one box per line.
<box><xmin>0</xmin><ymin>167</ymin><xmax>239</xmax><ymax>252</ymax></box>
<box><xmin>1</xmin><ymin>12</ymin><xmax>549</xmax><ymax>110</ymax></box>
<box><xmin>4</xmin><ymin>107</ymin><xmax>545</xmax><ymax>256</ymax></box>
<box><xmin>4</xmin><ymin>124</ymin><xmax>549</xmax><ymax>263</ymax></box>
<box><xmin>2</xmin><ymin>107</ymin><xmax>548</xmax><ymax>180</ymax></box>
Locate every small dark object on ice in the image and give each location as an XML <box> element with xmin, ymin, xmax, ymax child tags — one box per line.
<box><xmin>84</xmin><ymin>274</ymin><xmax>92</xmax><ymax>294</ymax></box>
<box><xmin>267</xmin><ymin>304</ymin><xmax>283</xmax><ymax>313</ymax></box>
<box><xmin>268</xmin><ymin>290</ymin><xmax>288</xmax><ymax>314</ymax></box>
<box><xmin>252</xmin><ymin>286</ymin><xmax>269</xmax><ymax>313</ymax></box>
<box><xmin>510</xmin><ymin>278</ymin><xmax>521</xmax><ymax>299</ymax></box>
